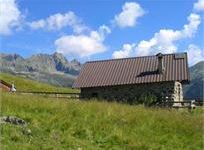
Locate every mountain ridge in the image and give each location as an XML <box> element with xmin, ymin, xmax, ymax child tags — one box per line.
<box><xmin>0</xmin><ymin>52</ymin><xmax>81</xmax><ymax>87</ymax></box>
<box><xmin>0</xmin><ymin>52</ymin><xmax>81</xmax><ymax>75</ymax></box>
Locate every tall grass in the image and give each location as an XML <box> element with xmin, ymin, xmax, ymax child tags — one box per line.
<box><xmin>1</xmin><ymin>93</ymin><xmax>203</xmax><ymax>150</ymax></box>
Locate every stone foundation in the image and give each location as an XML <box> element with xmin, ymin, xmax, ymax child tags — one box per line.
<box><xmin>80</xmin><ymin>81</ymin><xmax>183</xmax><ymax>104</ymax></box>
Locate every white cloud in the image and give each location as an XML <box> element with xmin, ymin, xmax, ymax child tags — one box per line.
<box><xmin>113</xmin><ymin>2</ymin><xmax>145</xmax><ymax>28</ymax></box>
<box><xmin>98</xmin><ymin>25</ymin><xmax>111</xmax><ymax>40</ymax></box>
<box><xmin>55</xmin><ymin>25</ymin><xmax>111</xmax><ymax>57</ymax></box>
<box><xmin>135</xmin><ymin>29</ymin><xmax>182</xmax><ymax>56</ymax></box>
<box><xmin>187</xmin><ymin>44</ymin><xmax>204</xmax><ymax>66</ymax></box>
<box><xmin>194</xmin><ymin>0</ymin><xmax>204</xmax><ymax>11</ymax></box>
<box><xmin>29</xmin><ymin>11</ymin><xmax>88</xmax><ymax>33</ymax></box>
<box><xmin>112</xmin><ymin>13</ymin><xmax>201</xmax><ymax>58</ymax></box>
<box><xmin>136</xmin><ymin>13</ymin><xmax>201</xmax><ymax>56</ymax></box>
<box><xmin>182</xmin><ymin>13</ymin><xmax>201</xmax><ymax>37</ymax></box>
<box><xmin>112</xmin><ymin>44</ymin><xmax>135</xmax><ymax>59</ymax></box>
<box><xmin>29</xmin><ymin>19</ymin><xmax>45</xmax><ymax>29</ymax></box>
<box><xmin>0</xmin><ymin>0</ymin><xmax>22</xmax><ymax>35</ymax></box>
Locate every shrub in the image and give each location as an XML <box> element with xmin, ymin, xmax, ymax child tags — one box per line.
<box><xmin>138</xmin><ymin>93</ymin><xmax>158</xmax><ymax>106</ymax></box>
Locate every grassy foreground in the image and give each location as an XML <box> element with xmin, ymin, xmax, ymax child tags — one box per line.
<box><xmin>0</xmin><ymin>73</ymin><xmax>78</xmax><ymax>93</ymax></box>
<box><xmin>0</xmin><ymin>93</ymin><xmax>203</xmax><ymax>150</ymax></box>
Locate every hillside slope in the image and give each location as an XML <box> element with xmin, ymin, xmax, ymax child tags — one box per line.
<box><xmin>183</xmin><ymin>61</ymin><xmax>204</xmax><ymax>100</ymax></box>
<box><xmin>0</xmin><ymin>73</ymin><xmax>78</xmax><ymax>93</ymax></box>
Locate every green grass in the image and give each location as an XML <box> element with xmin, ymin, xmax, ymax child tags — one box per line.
<box><xmin>1</xmin><ymin>93</ymin><xmax>203</xmax><ymax>150</ymax></box>
<box><xmin>0</xmin><ymin>73</ymin><xmax>78</xmax><ymax>93</ymax></box>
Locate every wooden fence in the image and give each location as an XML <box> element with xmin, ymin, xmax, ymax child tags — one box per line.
<box><xmin>16</xmin><ymin>91</ymin><xmax>80</xmax><ymax>99</ymax></box>
<box><xmin>159</xmin><ymin>100</ymin><xmax>203</xmax><ymax>109</ymax></box>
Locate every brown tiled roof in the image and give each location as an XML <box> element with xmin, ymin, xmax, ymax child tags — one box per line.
<box><xmin>73</xmin><ymin>53</ymin><xmax>190</xmax><ymax>88</ymax></box>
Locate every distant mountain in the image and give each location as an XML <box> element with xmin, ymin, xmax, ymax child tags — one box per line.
<box><xmin>183</xmin><ymin>61</ymin><xmax>204</xmax><ymax>100</ymax></box>
<box><xmin>0</xmin><ymin>52</ymin><xmax>81</xmax><ymax>87</ymax></box>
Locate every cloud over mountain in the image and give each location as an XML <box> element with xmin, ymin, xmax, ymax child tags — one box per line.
<box><xmin>55</xmin><ymin>25</ymin><xmax>111</xmax><ymax>57</ymax></box>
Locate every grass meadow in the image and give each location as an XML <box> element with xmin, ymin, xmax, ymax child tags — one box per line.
<box><xmin>0</xmin><ymin>93</ymin><xmax>203</xmax><ymax>150</ymax></box>
<box><xmin>0</xmin><ymin>73</ymin><xmax>78</xmax><ymax>93</ymax></box>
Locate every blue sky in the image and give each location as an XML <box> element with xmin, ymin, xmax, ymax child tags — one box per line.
<box><xmin>0</xmin><ymin>0</ymin><xmax>204</xmax><ymax>65</ymax></box>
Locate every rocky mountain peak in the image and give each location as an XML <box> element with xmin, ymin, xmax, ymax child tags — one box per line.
<box><xmin>52</xmin><ymin>52</ymin><xmax>68</xmax><ymax>64</ymax></box>
<box><xmin>0</xmin><ymin>53</ymin><xmax>24</xmax><ymax>61</ymax></box>
<box><xmin>0</xmin><ymin>52</ymin><xmax>81</xmax><ymax>75</ymax></box>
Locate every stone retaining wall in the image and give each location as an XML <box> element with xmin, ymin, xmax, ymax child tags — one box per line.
<box><xmin>81</xmin><ymin>81</ymin><xmax>183</xmax><ymax>103</ymax></box>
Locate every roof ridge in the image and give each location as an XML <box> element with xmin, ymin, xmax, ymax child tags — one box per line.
<box><xmin>86</xmin><ymin>52</ymin><xmax>187</xmax><ymax>64</ymax></box>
